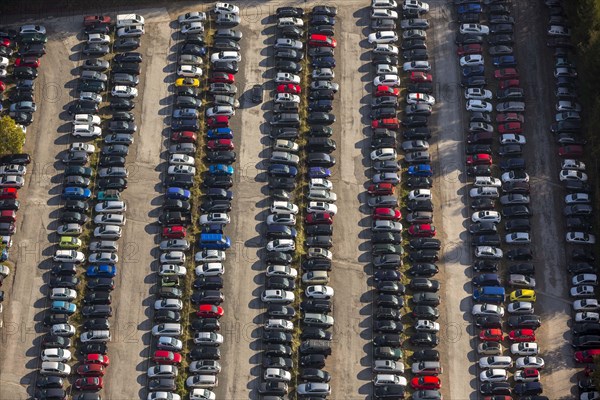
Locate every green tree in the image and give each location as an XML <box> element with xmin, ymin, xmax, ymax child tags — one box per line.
<box><xmin>0</xmin><ymin>116</ymin><xmax>25</xmax><ymax>156</ymax></box>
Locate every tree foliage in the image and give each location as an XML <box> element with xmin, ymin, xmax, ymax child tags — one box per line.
<box><xmin>0</xmin><ymin>116</ymin><xmax>25</xmax><ymax>156</ymax></box>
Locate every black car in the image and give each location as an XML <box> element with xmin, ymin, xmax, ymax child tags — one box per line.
<box><xmin>35</xmin><ymin>389</ymin><xmax>66</xmax><ymax>400</ymax></box>
<box><xmin>412</xmin><ymin>305</ymin><xmax>440</xmax><ymax>320</ymax></box>
<box><xmin>41</xmin><ymin>335</ymin><xmax>71</xmax><ymax>349</ymax></box>
<box><xmin>303</xmin><ymin>258</ymin><xmax>332</xmax><ymax>271</ymax></box>
<box><xmin>265</xmin><ymin>344</ymin><xmax>292</xmax><ymax>357</ymax></box>
<box><xmin>87</xmin><ymin>278</ymin><xmax>115</xmax><ymax>291</ymax></box>
<box><xmin>109</xmin><ymin>98</ymin><xmax>134</xmax><ymax>111</ymax></box>
<box><xmin>189</xmin><ymin>347</ymin><xmax>220</xmax><ymax>360</ymax></box>
<box><xmin>300</xmin><ymin>327</ymin><xmax>332</xmax><ymax>341</ymax></box>
<box><xmin>190</xmin><ymin>317</ymin><xmax>220</xmax><ymax>332</ymax></box>
<box><xmin>49</xmin><ymin>276</ymin><xmax>79</xmax><ymax>289</ymax></box>
<box><xmin>193</xmin><ymin>276</ymin><xmax>224</xmax><ymax>290</ymax></box>
<box><xmin>475</xmin><ymin>315</ymin><xmax>502</xmax><ymax>328</ymax></box>
<box><xmin>114</xmin><ymin>37</ymin><xmax>140</xmax><ymax>51</ymax></box>
<box><xmin>407</xmin><ymin>263</ymin><xmax>439</xmax><ymax>277</ymax></box>
<box><xmin>375</xmin><ymin>385</ymin><xmax>405</xmax><ymax>399</ymax></box>
<box><xmin>83</xmin><ymin>318</ymin><xmax>110</xmax><ymax>330</ymax></box>
<box><xmin>568</xmin><ymin>262</ymin><xmax>596</xmax><ymax>274</ymax></box>
<box><xmin>99</xmin><ymin>156</ymin><xmax>126</xmax><ymax>167</ymax></box>
<box><xmin>412</xmin><ymin>292</ymin><xmax>440</xmax><ymax>306</ymax></box>
<box><xmin>505</xmin><ymin>218</ymin><xmax>531</xmax><ymax>232</ymax></box>
<box><xmin>479</xmin><ymin>382</ymin><xmax>512</xmax><ymax>396</ymax></box>
<box><xmin>406</xmin><ymin>82</ymin><xmax>434</xmax><ymax>94</ymax></box>
<box><xmin>300</xmin><ymin>368</ymin><xmax>331</xmax><ymax>383</ymax></box>
<box><xmin>409</xmin><ymin>278</ymin><xmax>440</xmax><ymax>292</ymax></box>
<box><xmin>513</xmin><ymin>382</ymin><xmax>543</xmax><ymax>396</ymax></box>
<box><xmin>97</xmin><ymin>177</ymin><xmax>127</xmax><ymax>191</ymax></box>
<box><xmin>300</xmin><ymin>354</ymin><xmax>326</xmax><ymax>368</ymax></box>
<box><xmin>276</xmin><ymin>60</ymin><xmax>302</xmax><ymax>73</ymax></box>
<box><xmin>263</xmin><ymin>331</ymin><xmax>293</xmax><ymax>344</ymax></box>
<box><xmin>508</xmin><ymin>315</ymin><xmax>541</xmax><ymax>328</ymax></box>
<box><xmin>43</xmin><ymin>314</ymin><xmax>69</xmax><ymax>326</ymax></box>
<box><xmin>573</xmin><ymin>323</ymin><xmax>600</xmax><ymax>336</ymax></box>
<box><xmin>376</xmin><ymin>281</ymin><xmax>406</xmax><ymax>295</ymax></box>
<box><xmin>154</xmin><ymin>309</ymin><xmax>181</xmax><ymax>323</ymax></box>
<box><xmin>308</xmin><ymin>25</ymin><xmax>334</xmax><ymax>36</ymax></box>
<box><xmin>81</xmin><ymin>305</ymin><xmax>112</xmax><ymax>318</ymax></box>
<box><xmin>499</xmin><ymin>157</ymin><xmax>526</xmax><ymax>171</ymax></box>
<box><xmin>277</xmin><ymin>6</ymin><xmax>304</xmax><ymax>17</ymax></box>
<box><xmin>83</xmin><ymin>291</ymin><xmax>111</xmax><ymax>305</ymax></box>
<box><xmin>279</xmin><ymin>26</ymin><xmax>303</xmax><ymax>39</ymax></box>
<box><xmin>469</xmin><ymin>222</ymin><xmax>497</xmax><ymax>235</ymax></box>
<box><xmin>409</xmin><ymin>238</ymin><xmax>441</xmax><ymax>250</ymax></box>
<box><xmin>68</xmin><ymin>100</ymin><xmax>98</xmax><ymax>115</ymax></box>
<box><xmin>51</xmin><ymin>264</ymin><xmax>77</xmax><ymax>276</ymax></box>
<box><xmin>377</xmin><ymin>294</ymin><xmax>404</xmax><ymax>308</ymax></box>
<box><xmin>508</xmin><ymin>263</ymin><xmax>535</xmax><ymax>275</ymax></box>
<box><xmin>300</xmin><ymin>299</ymin><xmax>332</xmax><ymax>313</ymax></box>
<box><xmin>167</xmin><ymin>175</ymin><xmax>195</xmax><ymax>189</ymax></box>
<box><xmin>36</xmin><ymin>376</ymin><xmax>64</xmax><ymax>389</ymax></box>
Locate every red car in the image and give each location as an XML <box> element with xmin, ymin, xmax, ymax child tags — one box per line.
<box><xmin>373</xmin><ymin>208</ymin><xmax>401</xmax><ymax>221</ymax></box>
<box><xmin>0</xmin><ymin>188</ymin><xmax>17</xmax><ymax>200</ymax></box>
<box><xmin>519</xmin><ymin>368</ymin><xmax>540</xmax><ymax>381</ymax></box>
<box><xmin>210</xmin><ymin>72</ymin><xmax>235</xmax><ymax>84</ymax></box>
<box><xmin>198</xmin><ymin>304</ymin><xmax>224</xmax><ymax>318</ymax></box>
<box><xmin>368</xmin><ymin>183</ymin><xmax>394</xmax><ymax>195</ymax></box>
<box><xmin>76</xmin><ymin>364</ymin><xmax>105</xmax><ymax>377</ymax></box>
<box><xmin>408</xmin><ymin>224</ymin><xmax>436</xmax><ymax>237</ymax></box>
<box><xmin>276</xmin><ymin>84</ymin><xmax>301</xmax><ymax>94</ymax></box>
<box><xmin>207</xmin><ymin>116</ymin><xmax>230</xmax><ymax>128</ymax></box>
<box><xmin>308</xmin><ymin>34</ymin><xmax>337</xmax><ymax>48</ymax></box>
<box><xmin>479</xmin><ymin>329</ymin><xmax>503</xmax><ymax>342</ymax></box>
<box><xmin>498</xmin><ymin>122</ymin><xmax>522</xmax><ymax>134</ymax></box>
<box><xmin>0</xmin><ymin>210</ymin><xmax>16</xmax><ymax>223</ymax></box>
<box><xmin>410</xmin><ymin>72</ymin><xmax>432</xmax><ymax>83</ymax></box>
<box><xmin>466</xmin><ymin>153</ymin><xmax>492</xmax><ymax>166</ymax></box>
<box><xmin>508</xmin><ymin>329</ymin><xmax>536</xmax><ymax>342</ymax></box>
<box><xmin>74</xmin><ymin>377</ymin><xmax>103</xmax><ymax>391</ymax></box>
<box><xmin>371</xmin><ymin>118</ymin><xmax>400</xmax><ymax>130</ymax></box>
<box><xmin>457</xmin><ymin>43</ymin><xmax>482</xmax><ymax>56</ymax></box>
<box><xmin>375</xmin><ymin>85</ymin><xmax>400</xmax><ymax>97</ymax></box>
<box><xmin>558</xmin><ymin>145</ymin><xmax>584</xmax><ymax>158</ymax></box>
<box><xmin>494</xmin><ymin>68</ymin><xmax>519</xmax><ymax>80</ymax></box>
<box><xmin>153</xmin><ymin>350</ymin><xmax>182</xmax><ymax>364</ymax></box>
<box><xmin>84</xmin><ymin>354</ymin><xmax>110</xmax><ymax>366</ymax></box>
<box><xmin>574</xmin><ymin>349</ymin><xmax>600</xmax><ymax>363</ymax></box>
<box><xmin>0</xmin><ymin>81</ymin><xmax>5</xmax><ymax>92</ymax></box>
<box><xmin>305</xmin><ymin>212</ymin><xmax>333</xmax><ymax>225</ymax></box>
<box><xmin>163</xmin><ymin>226</ymin><xmax>187</xmax><ymax>239</ymax></box>
<box><xmin>15</xmin><ymin>56</ymin><xmax>40</xmax><ymax>68</ymax></box>
<box><xmin>171</xmin><ymin>131</ymin><xmax>197</xmax><ymax>143</ymax></box>
<box><xmin>83</xmin><ymin>15</ymin><xmax>111</xmax><ymax>25</ymax></box>
<box><xmin>496</xmin><ymin>113</ymin><xmax>524</xmax><ymax>123</ymax></box>
<box><xmin>498</xmin><ymin>79</ymin><xmax>520</xmax><ymax>89</ymax></box>
<box><xmin>0</xmin><ymin>38</ymin><xmax>12</xmax><ymax>48</ymax></box>
<box><xmin>207</xmin><ymin>139</ymin><xmax>234</xmax><ymax>151</ymax></box>
<box><xmin>411</xmin><ymin>376</ymin><xmax>441</xmax><ymax>390</ymax></box>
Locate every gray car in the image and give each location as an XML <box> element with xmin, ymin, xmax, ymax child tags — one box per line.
<box><xmin>104</xmin><ymin>134</ymin><xmax>134</xmax><ymax>145</ymax></box>
<box><xmin>368</xmin><ymin>195</ymin><xmax>398</xmax><ymax>207</ymax></box>
<box><xmin>169</xmin><ymin>143</ymin><xmax>197</xmax><ymax>155</ymax></box>
<box><xmin>111</xmin><ymin>73</ymin><xmax>139</xmax><ymax>86</ymax></box>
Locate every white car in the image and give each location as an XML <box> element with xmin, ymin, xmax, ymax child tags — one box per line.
<box><xmin>562</xmin><ymin>159</ymin><xmax>586</xmax><ymax>171</ymax></box>
<box><xmin>312</xmin><ymin>68</ymin><xmax>335</xmax><ymax>80</ymax></box>
<box><xmin>478</xmin><ymin>356</ymin><xmax>513</xmax><ymax>369</ymax></box>
<box><xmin>167</xmin><ymin>165</ymin><xmax>196</xmax><ymax>175</ymax></box>
<box><xmin>266</xmin><ymin>213</ymin><xmax>296</xmax><ymax>226</ymax></box>
<box><xmin>309</xmin><ymin>178</ymin><xmax>333</xmax><ymax>190</ymax></box>
<box><xmin>0</xmin><ymin>164</ymin><xmax>26</xmax><ymax>176</ymax></box>
<box><xmin>147</xmin><ymin>365</ymin><xmax>179</xmax><ymax>379</ymax></box>
<box><xmin>275</xmin><ymin>72</ymin><xmax>301</xmax><ymax>84</ymax></box>
<box><xmin>507</xmin><ymin>301</ymin><xmax>534</xmax><ymax>314</ymax></box>
<box><xmin>479</xmin><ymin>369</ymin><xmax>508</xmax><ymax>382</ymax></box>
<box><xmin>576</xmin><ymin>312</ymin><xmax>600</xmax><ymax>322</ymax></box>
<box><xmin>88</xmin><ymin>252</ymin><xmax>118</xmax><ymax>264</ymax></box>
<box><xmin>573</xmin><ymin>299</ymin><xmax>600</xmax><ymax>311</ymax></box>
<box><xmin>373</xmin><ymin>360</ymin><xmax>404</xmax><ymax>374</ymax></box>
<box><xmin>169</xmin><ymin>154</ymin><xmax>195</xmax><ymax>166</ymax></box>
<box><xmin>374</xmin><ymin>44</ymin><xmax>399</xmax><ymax>55</ymax></box>
<box><xmin>408</xmin><ymin>189</ymin><xmax>431</xmax><ymax>201</ymax></box>
<box><xmin>177</xmin><ymin>65</ymin><xmax>203</xmax><ymax>78</ymax></box>
<box><xmin>474</xmin><ymin>246</ymin><xmax>503</xmax><ymax>259</ymax></box>
<box><xmin>178</xmin><ymin>12</ymin><xmax>207</xmax><ymax>24</ymax></box>
<box><xmin>505</xmin><ymin>232</ymin><xmax>531</xmax><ymax>244</ymax></box>
<box><xmin>471</xmin><ymin>211</ymin><xmax>501</xmax><ymax>223</ymax></box>
<box><xmin>20</xmin><ymin>24</ymin><xmax>46</xmax><ymax>35</ymax></box>
<box><xmin>403</xmin><ymin>0</ymin><xmax>429</xmax><ymax>13</ymax></box>
<box><xmin>500</xmin><ymin>134</ymin><xmax>526</xmax><ymax>145</ymax></box>
<box><xmin>548</xmin><ymin>24</ymin><xmax>571</xmax><ymax>37</ymax></box>
<box><xmin>368</xmin><ymin>31</ymin><xmax>399</xmax><ymax>44</ymax></box>
<box><xmin>73</xmin><ymin>124</ymin><xmax>101</xmax><ymax>138</ymax></box>
<box><xmin>266</xmin><ymin>239</ymin><xmax>295</xmax><ymax>252</ymax></box>
<box><xmin>566</xmin><ymin>232</ymin><xmax>596</xmax><ymax>244</ymax></box>
<box><xmin>372</xmin><ymin>9</ymin><xmax>399</xmax><ymax>19</ymax></box>
<box><xmin>307</xmin><ymin>247</ymin><xmax>332</xmax><ymax>260</ymax></box>
<box><xmin>414</xmin><ymin>319</ymin><xmax>440</xmax><ymax>332</ymax></box>
<box><xmin>261</xmin><ymin>289</ymin><xmax>295</xmax><ymax>303</ymax></box>
<box><xmin>206</xmin><ymin>105</ymin><xmax>234</xmax><ymax>117</ymax></box>
<box><xmin>116</xmin><ymin>25</ymin><xmax>145</xmax><ymax>37</ymax></box>
<box><xmin>264</xmin><ymin>319</ymin><xmax>294</xmax><ymax>331</ymax></box>
<box><xmin>508</xmin><ymin>273</ymin><xmax>536</xmax><ymax>287</ymax></box>
<box><xmin>371</xmin><ymin>148</ymin><xmax>397</xmax><ymax>161</ymax></box>
<box><xmin>406</xmin><ymin>93</ymin><xmax>435</xmax><ymax>105</ymax></box>
<box><xmin>195</xmin><ymin>263</ymin><xmax>225</xmax><ymax>277</ymax></box>
<box><xmin>154</xmin><ymin>299</ymin><xmax>183</xmax><ymax>311</ymax></box>
<box><xmin>79</xmin><ymin>91</ymin><xmax>102</xmax><ymax>103</ymax></box>
<box><xmin>556</xmin><ymin>100</ymin><xmax>582</xmax><ymax>112</ymax></box>
<box><xmin>87</xmin><ymin>33</ymin><xmax>111</xmax><ymax>44</ymax></box>
<box><xmin>151</xmin><ymin>323</ymin><xmax>182</xmax><ymax>337</ymax></box>
<box><xmin>511</xmin><ymin>342</ymin><xmax>538</xmax><ymax>356</ymax></box>
<box><xmin>181</xmin><ymin>22</ymin><xmax>204</xmax><ymax>34</ymax></box>
<box><xmin>53</xmin><ymin>250</ymin><xmax>85</xmax><ymax>263</ymax></box>
<box><xmin>73</xmin><ymin>114</ymin><xmax>101</xmax><ymax>125</ymax></box>
<box><xmin>273</xmin><ymin>140</ymin><xmax>299</xmax><ymax>152</ymax></box>
<box><xmin>460</xmin><ymin>54</ymin><xmax>484</xmax><ymax>67</ymax></box>
<box><xmin>472</xmin><ymin>304</ymin><xmax>504</xmax><ymax>317</ymax></box>
<box><xmin>95</xmin><ymin>200</ymin><xmax>127</xmax><ymax>213</ymax></box>
<box><xmin>572</xmin><ymin>274</ymin><xmax>598</xmax><ymax>286</ymax></box>
<box><xmin>464</xmin><ymin>88</ymin><xmax>492</xmax><ymax>100</ymax></box>
<box><xmin>515</xmin><ymin>356</ymin><xmax>545</xmax><ymax>369</ymax></box>
<box><xmin>50</xmin><ymin>288</ymin><xmax>77</xmax><ymax>301</ymax></box>
<box><xmin>305</xmin><ymin>285</ymin><xmax>334</xmax><ymax>299</ymax></box>
<box><xmin>199</xmin><ymin>213</ymin><xmax>230</xmax><ymax>225</ymax></box>
<box><xmin>51</xmin><ymin>324</ymin><xmax>76</xmax><ymax>337</ymax></box>
<box><xmin>565</xmin><ymin>193</ymin><xmax>591</xmax><ymax>204</ymax></box>
<box><xmin>148</xmin><ymin>393</ymin><xmax>181</xmax><ymax>400</ymax></box>
<box><xmin>70</xmin><ymin>142</ymin><xmax>95</xmax><ymax>154</ymax></box>
<box><xmin>265</xmin><ymin>367</ymin><xmax>292</xmax><ymax>382</ymax></box>
<box><xmin>160</xmin><ymin>251</ymin><xmax>186</xmax><ymax>264</ymax></box>
<box><xmin>266</xmin><ymin>265</ymin><xmax>298</xmax><ymax>278</ymax></box>
<box><xmin>514</xmin><ymin>369</ymin><xmax>540</xmax><ymax>383</ymax></box>
<box><xmin>403</xmin><ymin>61</ymin><xmax>430</xmax><ymax>72</ymax></box>
<box><xmin>214</xmin><ymin>2</ymin><xmax>239</xmax><ymax>14</ymax></box>
<box><xmin>571</xmin><ymin>285</ymin><xmax>596</xmax><ymax>297</ymax></box>
<box><xmin>41</xmin><ymin>348</ymin><xmax>72</xmax><ymax>362</ymax></box>
<box><xmin>460</xmin><ymin>23</ymin><xmax>490</xmax><ymax>35</ymax></box>
<box><xmin>274</xmin><ymin>93</ymin><xmax>300</xmax><ymax>103</ymax></box>
<box><xmin>376</xmin><ymin>64</ymin><xmax>399</xmax><ymax>75</ymax></box>
<box><xmin>195</xmin><ymin>250</ymin><xmax>226</xmax><ymax>263</ymax></box>
<box><xmin>158</xmin><ymin>265</ymin><xmax>187</xmax><ymax>277</ymax></box>
<box><xmin>93</xmin><ymin>225</ymin><xmax>122</xmax><ymax>239</ymax></box>
<box><xmin>189</xmin><ymin>390</ymin><xmax>215</xmax><ymax>400</ymax></box>
<box><xmin>466</xmin><ymin>100</ymin><xmax>493</xmax><ymax>112</ymax></box>
<box><xmin>501</xmin><ymin>171</ymin><xmax>529</xmax><ymax>183</ymax></box>
<box><xmin>210</xmin><ymin>51</ymin><xmax>241</xmax><ymax>63</ymax></box>
<box><xmin>473</xmin><ymin>176</ymin><xmax>501</xmax><ymax>187</ymax></box>
<box><xmin>0</xmin><ymin>175</ymin><xmax>24</xmax><ymax>188</ymax></box>
<box><xmin>307</xmin><ymin>201</ymin><xmax>338</xmax><ymax>215</ymax></box>
<box><xmin>373</xmin><ymin>374</ymin><xmax>406</xmax><ymax>386</ymax></box>
<box><xmin>111</xmin><ymin>85</ymin><xmax>138</xmax><ymax>98</ymax></box>
<box><xmin>0</xmin><ymin>56</ymin><xmax>7</xmax><ymax>68</ymax></box>
<box><xmin>270</xmin><ymin>201</ymin><xmax>299</xmax><ymax>215</ymax></box>
<box><xmin>374</xmin><ymin>74</ymin><xmax>401</xmax><ymax>86</ymax></box>
<box><xmin>277</xmin><ymin>17</ymin><xmax>304</xmax><ymax>27</ymax></box>
<box><xmin>40</xmin><ymin>361</ymin><xmax>71</xmax><ymax>376</ymax></box>
<box><xmin>560</xmin><ymin>169</ymin><xmax>588</xmax><ymax>182</ymax></box>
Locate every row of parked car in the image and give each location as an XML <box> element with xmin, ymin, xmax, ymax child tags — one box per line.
<box><xmin>454</xmin><ymin>1</ymin><xmax>549</xmax><ymax>398</ymax></box>
<box><xmin>145</xmin><ymin>4</ymin><xmax>242</xmax><ymax>400</ymax></box>
<box><xmin>542</xmin><ymin>1</ymin><xmax>600</xmax><ymax>399</ymax></box>
<box><xmin>365</xmin><ymin>0</ymin><xmax>448</xmax><ymax>399</ymax></box>
<box><xmin>36</xmin><ymin>15</ymin><xmax>145</xmax><ymax>400</ymax></box>
<box><xmin>256</xmin><ymin>5</ymin><xmax>339</xmax><ymax>399</ymax></box>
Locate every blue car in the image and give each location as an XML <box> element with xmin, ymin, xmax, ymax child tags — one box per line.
<box><xmin>312</xmin><ymin>56</ymin><xmax>335</xmax><ymax>68</ymax></box>
<box><xmin>457</xmin><ymin>3</ymin><xmax>482</xmax><ymax>14</ymax></box>
<box><xmin>268</xmin><ymin>164</ymin><xmax>298</xmax><ymax>177</ymax></box>
<box><xmin>462</xmin><ymin>65</ymin><xmax>484</xmax><ymax>77</ymax></box>
<box><xmin>0</xmin><ymin>248</ymin><xmax>8</xmax><ymax>262</ymax></box>
<box><xmin>87</xmin><ymin>264</ymin><xmax>117</xmax><ymax>277</ymax></box>
<box><xmin>407</xmin><ymin>164</ymin><xmax>432</xmax><ymax>177</ymax></box>
<box><xmin>308</xmin><ymin>167</ymin><xmax>331</xmax><ymax>178</ymax></box>
<box><xmin>207</xmin><ymin>128</ymin><xmax>233</xmax><ymax>139</ymax></box>
<box><xmin>493</xmin><ymin>55</ymin><xmax>517</xmax><ymax>67</ymax></box>
<box><xmin>50</xmin><ymin>301</ymin><xmax>77</xmax><ymax>314</ymax></box>
<box><xmin>62</xmin><ymin>187</ymin><xmax>92</xmax><ymax>200</ymax></box>
<box><xmin>201</xmin><ymin>224</ymin><xmax>224</xmax><ymax>234</ymax></box>
<box><xmin>166</xmin><ymin>187</ymin><xmax>191</xmax><ymax>200</ymax></box>
<box><xmin>208</xmin><ymin>164</ymin><xmax>234</xmax><ymax>176</ymax></box>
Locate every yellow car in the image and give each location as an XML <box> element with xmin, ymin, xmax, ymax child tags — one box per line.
<box><xmin>509</xmin><ymin>289</ymin><xmax>536</xmax><ymax>302</ymax></box>
<box><xmin>175</xmin><ymin>77</ymin><xmax>200</xmax><ymax>87</ymax></box>
<box><xmin>59</xmin><ymin>236</ymin><xmax>82</xmax><ymax>249</ymax></box>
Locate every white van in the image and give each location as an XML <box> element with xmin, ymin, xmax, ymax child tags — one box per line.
<box><xmin>116</xmin><ymin>14</ymin><xmax>145</xmax><ymax>28</ymax></box>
